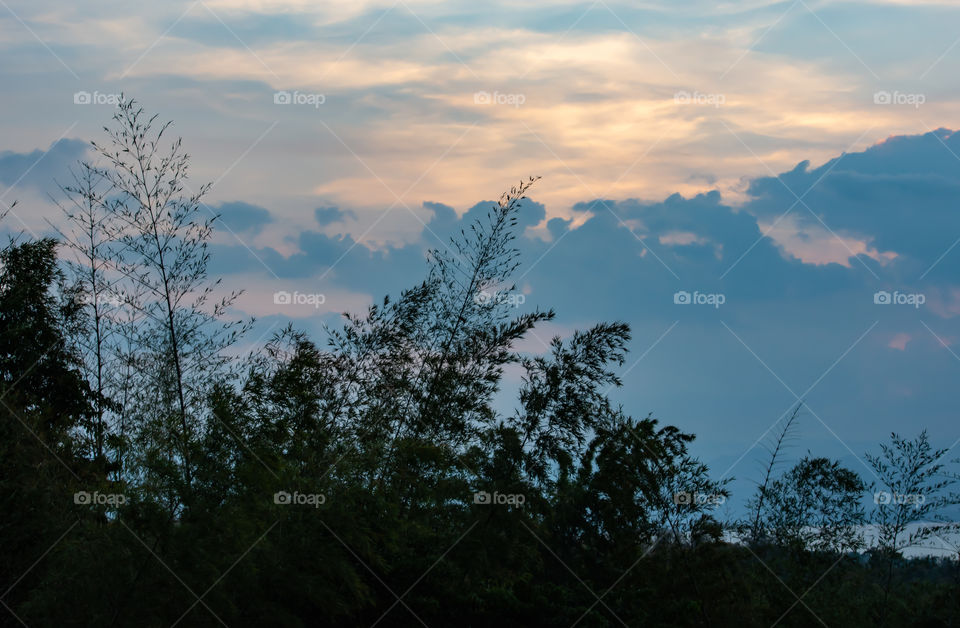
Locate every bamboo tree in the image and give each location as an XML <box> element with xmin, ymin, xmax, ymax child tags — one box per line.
<box><xmin>868</xmin><ymin>430</ymin><xmax>960</xmax><ymax>626</ymax></box>
<box><xmin>748</xmin><ymin>403</ymin><xmax>802</xmax><ymax>543</ymax></box>
<box><xmin>92</xmin><ymin>97</ymin><xmax>249</xmax><ymax>500</ymax></box>
<box><xmin>49</xmin><ymin>162</ymin><xmax>119</xmax><ymax>478</ymax></box>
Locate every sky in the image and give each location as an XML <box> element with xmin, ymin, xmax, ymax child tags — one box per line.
<box><xmin>2</xmin><ymin>0</ymin><xmax>960</xmax><ymax>508</ymax></box>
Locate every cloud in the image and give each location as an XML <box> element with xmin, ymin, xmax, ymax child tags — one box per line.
<box><xmin>741</xmin><ymin>128</ymin><xmax>960</xmax><ymax>279</ymax></box>
<box><xmin>888</xmin><ymin>332</ymin><xmax>911</xmax><ymax>350</ymax></box>
<box><xmin>314</xmin><ymin>205</ymin><xmax>357</xmax><ymax>226</ymax></box>
<box><xmin>0</xmin><ymin>139</ymin><xmax>89</xmax><ymax>194</ymax></box>
<box><xmin>48</xmin><ymin>0</ymin><xmax>926</xmax><ymax>214</ymax></box>
<box><xmin>215</xmin><ymin>200</ymin><xmax>274</xmax><ymax>232</ymax></box>
<box><xmin>423</xmin><ymin>201</ymin><xmax>457</xmax><ymax>234</ymax></box>
<box><xmin>174</xmin><ymin>13</ymin><xmax>319</xmax><ymax>47</ymax></box>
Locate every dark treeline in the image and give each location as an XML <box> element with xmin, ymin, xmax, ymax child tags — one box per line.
<box><xmin>2</xmin><ymin>98</ymin><xmax>960</xmax><ymax>627</ymax></box>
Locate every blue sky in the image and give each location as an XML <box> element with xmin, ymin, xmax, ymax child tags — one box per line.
<box><xmin>2</xmin><ymin>0</ymin><xmax>960</xmax><ymax>507</ymax></box>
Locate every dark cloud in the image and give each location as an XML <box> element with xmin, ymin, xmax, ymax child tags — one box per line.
<box><xmin>743</xmin><ymin>128</ymin><xmax>960</xmax><ymax>280</ymax></box>
<box><xmin>423</xmin><ymin>201</ymin><xmax>457</xmax><ymax>235</ymax></box>
<box><xmin>0</xmin><ymin>138</ymin><xmax>89</xmax><ymax>193</ymax></box>
<box><xmin>215</xmin><ymin>201</ymin><xmax>273</xmax><ymax>232</ymax></box>
<box><xmin>315</xmin><ymin>206</ymin><xmax>357</xmax><ymax>226</ymax></box>
<box><xmin>461</xmin><ymin>197</ymin><xmax>546</xmax><ymax>230</ymax></box>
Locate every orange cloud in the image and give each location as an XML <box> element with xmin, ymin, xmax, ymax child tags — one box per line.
<box><xmin>888</xmin><ymin>332</ymin><xmax>911</xmax><ymax>351</ymax></box>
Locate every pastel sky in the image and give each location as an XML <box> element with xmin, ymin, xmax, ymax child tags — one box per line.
<box><xmin>3</xmin><ymin>0</ymin><xmax>960</xmax><ymax>508</ymax></box>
